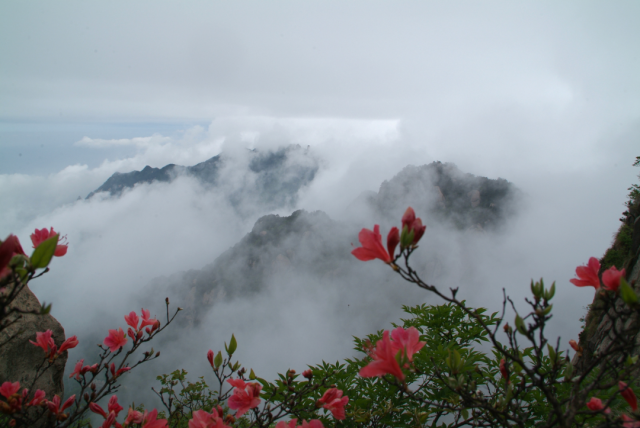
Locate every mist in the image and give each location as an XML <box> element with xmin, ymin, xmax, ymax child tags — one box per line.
<box><xmin>1</xmin><ymin>0</ymin><xmax>639</xmax><ymax>414</ymax></box>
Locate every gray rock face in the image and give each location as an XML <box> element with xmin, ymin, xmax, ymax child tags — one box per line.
<box><xmin>0</xmin><ymin>284</ymin><xmax>67</xmax><ymax>400</ymax></box>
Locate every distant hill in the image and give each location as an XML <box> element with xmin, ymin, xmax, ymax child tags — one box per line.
<box><xmin>145</xmin><ymin>161</ymin><xmax>520</xmax><ymax>328</ymax></box>
<box><xmin>361</xmin><ymin>161</ymin><xmax>519</xmax><ymax>230</ymax></box>
<box><xmin>86</xmin><ymin>145</ymin><xmax>319</xmax><ymax>215</ymax></box>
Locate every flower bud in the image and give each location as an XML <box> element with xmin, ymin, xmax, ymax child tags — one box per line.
<box><xmin>303</xmin><ymin>369</ymin><xmax>313</xmax><ymax>379</ymax></box>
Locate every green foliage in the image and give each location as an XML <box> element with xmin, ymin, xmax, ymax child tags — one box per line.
<box><xmin>601</xmin><ymin>224</ymin><xmax>633</xmax><ymax>270</ymax></box>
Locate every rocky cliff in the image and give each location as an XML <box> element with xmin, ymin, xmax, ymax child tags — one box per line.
<box><xmin>575</xmin><ymin>157</ymin><xmax>640</xmax><ymax>372</ymax></box>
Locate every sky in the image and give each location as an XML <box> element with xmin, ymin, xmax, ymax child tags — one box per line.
<box><xmin>1</xmin><ymin>0</ymin><xmax>639</xmax><ymax>412</ymax></box>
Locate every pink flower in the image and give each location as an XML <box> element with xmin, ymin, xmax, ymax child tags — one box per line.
<box><xmin>90</xmin><ymin>402</ymin><xmax>107</xmax><ymax>418</ymax></box>
<box><xmin>586</xmin><ymin>397</ymin><xmax>610</xmax><ymax>413</ymax></box>
<box><xmin>602</xmin><ymin>266</ymin><xmax>626</xmax><ymax>292</ymax></box>
<box><xmin>103</xmin><ymin>328</ymin><xmax>127</xmax><ymax>352</ymax></box>
<box><xmin>0</xmin><ymin>382</ymin><xmax>20</xmax><ymax>399</ymax></box>
<box><xmin>140</xmin><ymin>308</ymin><xmax>158</xmax><ymax>329</ymax></box>
<box><xmin>28</xmin><ymin>390</ymin><xmax>46</xmax><ymax>407</ymax></box>
<box><xmin>299</xmin><ymin>420</ymin><xmax>324</xmax><ymax>428</ymax></box>
<box><xmin>389</xmin><ymin>326</ymin><xmax>424</xmax><ymax>363</ymax></box>
<box><xmin>125</xmin><ymin>408</ymin><xmax>144</xmax><ymax>425</ymax></box>
<box><xmin>107</xmin><ymin>395</ymin><xmax>123</xmax><ymax>416</ymax></box>
<box><xmin>276</xmin><ymin>420</ymin><xmax>298</xmax><ymax>428</ymax></box>
<box><xmin>352</xmin><ymin>225</ymin><xmax>396</xmax><ymax>263</ymax></box>
<box><xmin>401</xmin><ymin>207</ymin><xmax>426</xmax><ymax>246</ymax></box>
<box><xmin>100</xmin><ymin>412</ymin><xmax>116</xmax><ymax>428</ymax></box>
<box><xmin>46</xmin><ymin>394</ymin><xmax>75</xmax><ymax>417</ymax></box>
<box><xmin>30</xmin><ymin>330</ymin><xmax>56</xmax><ymax>357</ymax></box>
<box><xmin>623</xmin><ymin>414</ymin><xmax>640</xmax><ymax>428</ymax></box>
<box><xmin>69</xmin><ymin>360</ymin><xmax>84</xmax><ymax>380</ymax></box>
<box><xmin>620</xmin><ymin>381</ymin><xmax>638</xmax><ymax>411</ymax></box>
<box><xmin>317</xmin><ymin>388</ymin><xmax>348</xmax><ymax>420</ymax></box>
<box><xmin>359</xmin><ymin>330</ymin><xmax>406</xmax><ymax>381</ymax></box>
<box><xmin>227</xmin><ymin>379</ymin><xmax>262</xmax><ymax>417</ymax></box>
<box><xmin>109</xmin><ymin>363</ymin><xmax>131</xmax><ymax>379</ymax></box>
<box><xmin>277</xmin><ymin>420</ymin><xmax>323</xmax><ymax>428</ymax></box>
<box><xmin>30</xmin><ymin>227</ymin><xmax>68</xmax><ymax>257</ymax></box>
<box><xmin>207</xmin><ymin>350</ymin><xmax>214</xmax><ymax>367</ymax></box>
<box><xmin>141</xmin><ymin>408</ymin><xmax>168</xmax><ymax>428</ymax></box>
<box><xmin>499</xmin><ymin>359</ymin><xmax>509</xmax><ymax>382</ymax></box>
<box><xmin>570</xmin><ymin>257</ymin><xmax>601</xmax><ymax>289</ymax></box>
<box><xmin>124</xmin><ymin>311</ymin><xmax>140</xmax><ymax>330</ymax></box>
<box><xmin>58</xmin><ymin>335</ymin><xmax>78</xmax><ymax>354</ymax></box>
<box><xmin>189</xmin><ymin>409</ymin><xmax>230</xmax><ymax>428</ymax></box>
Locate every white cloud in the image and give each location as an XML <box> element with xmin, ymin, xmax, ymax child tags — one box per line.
<box><xmin>75</xmin><ymin>134</ymin><xmax>171</xmax><ymax>148</ymax></box>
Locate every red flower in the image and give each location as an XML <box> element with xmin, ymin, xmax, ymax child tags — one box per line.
<box><xmin>302</xmin><ymin>369</ymin><xmax>313</xmax><ymax>379</ymax></box>
<box><xmin>620</xmin><ymin>381</ymin><xmax>638</xmax><ymax>411</ymax></box>
<box><xmin>359</xmin><ymin>330</ymin><xmax>406</xmax><ymax>380</ymax></box>
<box><xmin>103</xmin><ymin>328</ymin><xmax>127</xmax><ymax>352</ymax></box>
<box><xmin>499</xmin><ymin>359</ymin><xmax>509</xmax><ymax>382</ymax></box>
<box><xmin>227</xmin><ymin>379</ymin><xmax>261</xmax><ymax>417</ymax></box>
<box><xmin>401</xmin><ymin>207</ymin><xmax>426</xmax><ymax>246</ymax></box>
<box><xmin>586</xmin><ymin>397</ymin><xmax>610</xmax><ymax>413</ymax></box>
<box><xmin>0</xmin><ymin>382</ymin><xmax>20</xmax><ymax>399</ymax></box>
<box><xmin>0</xmin><ymin>235</ymin><xmax>26</xmax><ymax>278</ymax></box>
<box><xmin>317</xmin><ymin>388</ymin><xmax>348</xmax><ymax>420</ymax></box>
<box><xmin>352</xmin><ymin>225</ymin><xmax>397</xmax><ymax>263</ymax></box>
<box><xmin>58</xmin><ymin>336</ymin><xmax>78</xmax><ymax>354</ymax></box>
<box><xmin>570</xmin><ymin>257</ymin><xmax>601</xmax><ymax>289</ymax></box>
<box><xmin>30</xmin><ymin>330</ymin><xmax>56</xmax><ymax>358</ymax></box>
<box><xmin>389</xmin><ymin>326</ymin><xmax>424</xmax><ymax>363</ymax></box>
<box><xmin>30</xmin><ymin>228</ymin><xmax>68</xmax><ymax>257</ymax></box>
<box><xmin>602</xmin><ymin>266</ymin><xmax>626</xmax><ymax>292</ymax></box>
<box><xmin>207</xmin><ymin>350</ymin><xmax>214</xmax><ymax>367</ymax></box>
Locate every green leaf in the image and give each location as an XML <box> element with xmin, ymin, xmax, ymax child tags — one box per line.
<box><xmin>214</xmin><ymin>351</ymin><xmax>223</xmax><ymax>368</ymax></box>
<box><xmin>619</xmin><ymin>278</ymin><xmax>638</xmax><ymax>305</ymax></box>
<box><xmin>30</xmin><ymin>234</ymin><xmax>59</xmax><ymax>269</ymax></box>
<box><xmin>40</xmin><ymin>302</ymin><xmax>52</xmax><ymax>315</ymax></box>
<box><xmin>249</xmin><ymin>369</ymin><xmax>256</xmax><ymax>380</ymax></box>
<box><xmin>545</xmin><ymin>282</ymin><xmax>556</xmax><ymax>301</ymax></box>
<box><xmin>228</xmin><ymin>334</ymin><xmax>237</xmax><ymax>356</ymax></box>
<box><xmin>515</xmin><ymin>314</ymin><xmax>527</xmax><ymax>335</ymax></box>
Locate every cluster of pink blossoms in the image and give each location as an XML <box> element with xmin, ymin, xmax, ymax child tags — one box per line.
<box><xmin>0</xmin><ymin>380</ymin><xmax>74</xmax><ymax>423</ymax></box>
<box><xmin>570</xmin><ymin>257</ymin><xmax>626</xmax><ymax>292</ymax></box>
<box><xmin>90</xmin><ymin>394</ymin><xmax>167</xmax><ymax>428</ymax></box>
<box><xmin>30</xmin><ymin>329</ymin><xmax>78</xmax><ymax>361</ymax></box>
<box><xmin>104</xmin><ymin>308</ymin><xmax>159</xmax><ymax>353</ymax></box>
<box><xmin>226</xmin><ymin>379</ymin><xmax>262</xmax><ymax>417</ymax></box>
<box><xmin>276</xmin><ymin>419</ymin><xmax>324</xmax><ymax>428</ymax></box>
<box><xmin>586</xmin><ymin>382</ymin><xmax>638</xmax><ymax>426</ymax></box>
<box><xmin>359</xmin><ymin>326</ymin><xmax>426</xmax><ymax>381</ymax></box>
<box><xmin>352</xmin><ymin>207</ymin><xmax>425</xmax><ymax>263</ymax></box>
<box><xmin>189</xmin><ymin>405</ymin><xmax>236</xmax><ymax>428</ymax></box>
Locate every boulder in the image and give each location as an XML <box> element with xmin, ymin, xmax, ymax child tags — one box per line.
<box><xmin>0</xmin><ymin>283</ymin><xmax>67</xmax><ymax>400</ymax></box>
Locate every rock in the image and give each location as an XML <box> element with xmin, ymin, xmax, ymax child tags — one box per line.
<box><xmin>468</xmin><ymin>189</ymin><xmax>480</xmax><ymax>208</ymax></box>
<box><xmin>0</xmin><ymin>283</ymin><xmax>67</xmax><ymax>400</ymax></box>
